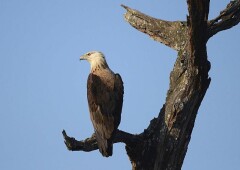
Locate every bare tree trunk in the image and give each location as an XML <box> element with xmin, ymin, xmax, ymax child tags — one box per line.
<box><xmin>62</xmin><ymin>1</ymin><xmax>240</xmax><ymax>170</ymax></box>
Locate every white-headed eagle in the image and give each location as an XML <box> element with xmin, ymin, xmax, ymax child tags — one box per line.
<box><xmin>80</xmin><ymin>51</ymin><xmax>124</xmax><ymax>157</ymax></box>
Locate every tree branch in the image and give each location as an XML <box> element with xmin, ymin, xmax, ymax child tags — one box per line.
<box><xmin>62</xmin><ymin>1</ymin><xmax>239</xmax><ymax>169</ymax></box>
<box><xmin>62</xmin><ymin>129</ymin><xmax>141</xmax><ymax>152</ymax></box>
<box><xmin>121</xmin><ymin>5</ymin><xmax>188</xmax><ymax>51</ymax></box>
<box><xmin>208</xmin><ymin>0</ymin><xmax>240</xmax><ymax>39</ymax></box>
<box><xmin>152</xmin><ymin>1</ymin><xmax>211</xmax><ymax>169</ymax></box>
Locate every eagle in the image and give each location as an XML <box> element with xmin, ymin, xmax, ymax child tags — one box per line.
<box><xmin>80</xmin><ymin>51</ymin><xmax>124</xmax><ymax>157</ymax></box>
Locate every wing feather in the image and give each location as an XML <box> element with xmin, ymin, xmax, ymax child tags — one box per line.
<box><xmin>87</xmin><ymin>74</ymin><xmax>124</xmax><ymax>156</ymax></box>
<box><xmin>87</xmin><ymin>73</ymin><xmax>123</xmax><ymax>156</ymax></box>
<box><xmin>113</xmin><ymin>73</ymin><xmax>124</xmax><ymax>129</ymax></box>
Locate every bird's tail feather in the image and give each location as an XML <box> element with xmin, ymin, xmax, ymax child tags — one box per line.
<box><xmin>95</xmin><ymin>132</ymin><xmax>113</xmax><ymax>157</ymax></box>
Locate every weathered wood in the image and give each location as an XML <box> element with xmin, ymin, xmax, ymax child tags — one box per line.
<box><xmin>121</xmin><ymin>5</ymin><xmax>188</xmax><ymax>51</ymax></box>
<box><xmin>62</xmin><ymin>129</ymin><xmax>141</xmax><ymax>152</ymax></box>
<box><xmin>121</xmin><ymin>1</ymin><xmax>212</xmax><ymax>168</ymax></box>
<box><xmin>63</xmin><ymin>1</ymin><xmax>240</xmax><ymax>169</ymax></box>
<box><xmin>208</xmin><ymin>0</ymin><xmax>240</xmax><ymax>39</ymax></box>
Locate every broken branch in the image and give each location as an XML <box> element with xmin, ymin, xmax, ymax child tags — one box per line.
<box><xmin>62</xmin><ymin>129</ymin><xmax>141</xmax><ymax>152</ymax></box>
<box><xmin>208</xmin><ymin>0</ymin><xmax>240</xmax><ymax>39</ymax></box>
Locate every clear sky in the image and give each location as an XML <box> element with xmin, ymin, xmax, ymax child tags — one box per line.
<box><xmin>0</xmin><ymin>1</ymin><xmax>239</xmax><ymax>170</ymax></box>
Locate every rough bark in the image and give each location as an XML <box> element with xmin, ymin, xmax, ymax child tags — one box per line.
<box><xmin>208</xmin><ymin>0</ymin><xmax>240</xmax><ymax>39</ymax></box>
<box><xmin>121</xmin><ymin>5</ymin><xmax>188</xmax><ymax>51</ymax></box>
<box><xmin>63</xmin><ymin>1</ymin><xmax>240</xmax><ymax>169</ymax></box>
<box><xmin>62</xmin><ymin>129</ymin><xmax>141</xmax><ymax>152</ymax></box>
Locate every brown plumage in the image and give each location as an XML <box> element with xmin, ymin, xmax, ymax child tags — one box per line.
<box><xmin>80</xmin><ymin>51</ymin><xmax>124</xmax><ymax>157</ymax></box>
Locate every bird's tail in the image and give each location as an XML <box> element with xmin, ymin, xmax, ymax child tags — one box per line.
<box><xmin>95</xmin><ymin>132</ymin><xmax>113</xmax><ymax>157</ymax></box>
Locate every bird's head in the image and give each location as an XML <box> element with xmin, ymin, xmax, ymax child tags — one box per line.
<box><xmin>80</xmin><ymin>51</ymin><xmax>109</xmax><ymax>72</ymax></box>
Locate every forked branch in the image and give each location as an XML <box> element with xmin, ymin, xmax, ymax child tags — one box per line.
<box><xmin>62</xmin><ymin>1</ymin><xmax>240</xmax><ymax>169</ymax></box>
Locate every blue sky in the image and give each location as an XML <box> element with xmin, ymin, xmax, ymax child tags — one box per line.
<box><xmin>0</xmin><ymin>1</ymin><xmax>239</xmax><ymax>170</ymax></box>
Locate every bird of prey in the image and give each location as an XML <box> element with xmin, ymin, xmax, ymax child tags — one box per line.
<box><xmin>80</xmin><ymin>51</ymin><xmax>124</xmax><ymax>157</ymax></box>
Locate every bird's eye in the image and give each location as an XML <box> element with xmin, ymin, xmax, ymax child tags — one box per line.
<box><xmin>87</xmin><ymin>53</ymin><xmax>91</xmax><ymax>56</ymax></box>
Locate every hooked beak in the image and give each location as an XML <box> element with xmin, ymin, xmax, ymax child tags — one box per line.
<box><xmin>80</xmin><ymin>55</ymin><xmax>86</xmax><ymax>61</ymax></box>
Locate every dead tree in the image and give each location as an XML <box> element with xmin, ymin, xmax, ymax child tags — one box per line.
<box><xmin>62</xmin><ymin>1</ymin><xmax>240</xmax><ymax>169</ymax></box>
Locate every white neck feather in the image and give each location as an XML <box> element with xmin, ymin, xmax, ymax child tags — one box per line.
<box><xmin>90</xmin><ymin>57</ymin><xmax>109</xmax><ymax>73</ymax></box>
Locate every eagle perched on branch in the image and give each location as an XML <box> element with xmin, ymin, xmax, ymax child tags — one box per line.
<box><xmin>80</xmin><ymin>51</ymin><xmax>124</xmax><ymax>157</ymax></box>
